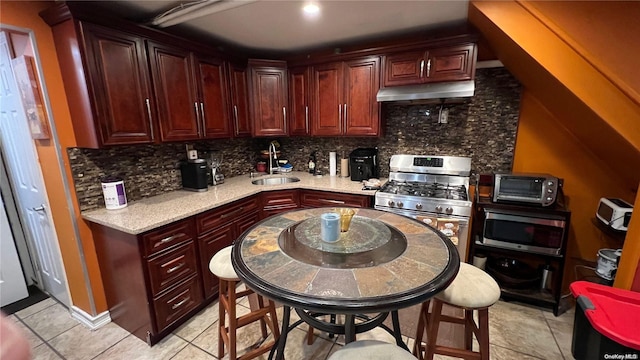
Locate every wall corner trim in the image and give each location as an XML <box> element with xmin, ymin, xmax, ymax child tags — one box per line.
<box><xmin>70</xmin><ymin>306</ymin><xmax>111</xmax><ymax>330</ymax></box>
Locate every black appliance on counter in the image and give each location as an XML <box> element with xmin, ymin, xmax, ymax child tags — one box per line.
<box><xmin>349</xmin><ymin>148</ymin><xmax>379</xmax><ymax>181</ymax></box>
<box><xmin>180</xmin><ymin>159</ymin><xmax>209</xmax><ymax>192</ymax></box>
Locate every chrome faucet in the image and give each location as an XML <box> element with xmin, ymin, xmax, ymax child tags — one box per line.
<box><xmin>268</xmin><ymin>142</ymin><xmax>278</xmax><ymax>175</ymax></box>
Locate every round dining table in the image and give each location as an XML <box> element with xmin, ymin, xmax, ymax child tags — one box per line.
<box><xmin>231</xmin><ymin>207</ymin><xmax>460</xmax><ymax>360</ymax></box>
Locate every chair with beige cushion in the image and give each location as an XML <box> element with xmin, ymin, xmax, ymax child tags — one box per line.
<box><xmin>329</xmin><ymin>340</ymin><xmax>418</xmax><ymax>360</ymax></box>
<box><xmin>413</xmin><ymin>262</ymin><xmax>501</xmax><ymax>360</ymax></box>
<box><xmin>209</xmin><ymin>246</ymin><xmax>280</xmax><ymax>360</ymax></box>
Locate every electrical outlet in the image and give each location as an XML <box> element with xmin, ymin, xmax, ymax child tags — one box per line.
<box><xmin>439</xmin><ymin>108</ymin><xmax>449</xmax><ymax>123</ymax></box>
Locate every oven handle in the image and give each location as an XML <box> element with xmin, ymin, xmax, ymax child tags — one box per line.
<box><xmin>484</xmin><ymin>210</ymin><xmax>565</xmax><ymax>228</ymax></box>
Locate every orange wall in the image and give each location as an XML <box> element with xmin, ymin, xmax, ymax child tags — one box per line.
<box><xmin>1</xmin><ymin>1</ymin><xmax>107</xmax><ymax>314</ymax></box>
<box><xmin>469</xmin><ymin>0</ymin><xmax>640</xmax><ymax>289</ymax></box>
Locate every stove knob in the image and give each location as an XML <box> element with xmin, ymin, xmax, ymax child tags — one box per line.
<box><xmin>435</xmin><ymin>205</ymin><xmax>443</xmax><ymax>213</ymax></box>
<box><xmin>416</xmin><ymin>203</ymin><xmax>423</xmax><ymax>210</ymax></box>
<box><xmin>445</xmin><ymin>207</ymin><xmax>454</xmax><ymax>215</ymax></box>
<box><xmin>388</xmin><ymin>200</ymin><xmax>395</xmax><ymax>207</ymax></box>
<box><xmin>397</xmin><ymin>202</ymin><xmax>404</xmax><ymax>208</ymax></box>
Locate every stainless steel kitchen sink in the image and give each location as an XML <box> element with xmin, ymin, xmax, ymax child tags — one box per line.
<box><xmin>251</xmin><ymin>176</ymin><xmax>300</xmax><ymax>185</ymax></box>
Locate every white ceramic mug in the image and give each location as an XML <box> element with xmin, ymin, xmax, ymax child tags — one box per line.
<box><xmin>320</xmin><ymin>213</ymin><xmax>340</xmax><ymax>242</ymax></box>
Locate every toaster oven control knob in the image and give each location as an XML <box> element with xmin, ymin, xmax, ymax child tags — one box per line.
<box><xmin>547</xmin><ymin>181</ymin><xmax>554</xmax><ymax>186</ymax></box>
<box><xmin>416</xmin><ymin>203</ymin><xmax>423</xmax><ymax>210</ymax></box>
<box><xmin>547</xmin><ymin>188</ymin><xmax>554</xmax><ymax>193</ymax></box>
<box><xmin>397</xmin><ymin>202</ymin><xmax>404</xmax><ymax>208</ymax></box>
<box><xmin>388</xmin><ymin>200</ymin><xmax>395</xmax><ymax>207</ymax></box>
<box><xmin>435</xmin><ymin>205</ymin><xmax>443</xmax><ymax>213</ymax></box>
<box><xmin>445</xmin><ymin>207</ymin><xmax>453</xmax><ymax>215</ymax></box>
<box><xmin>546</xmin><ymin>196</ymin><xmax>553</xmax><ymax>202</ymax></box>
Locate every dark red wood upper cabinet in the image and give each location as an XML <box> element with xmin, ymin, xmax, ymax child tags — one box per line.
<box><xmin>249</xmin><ymin>60</ymin><xmax>288</xmax><ymax>137</ymax></box>
<box><xmin>382</xmin><ymin>43</ymin><xmax>476</xmax><ymax>87</ymax></box>
<box><xmin>147</xmin><ymin>41</ymin><xmax>200</xmax><ymax>142</ymax></box>
<box><xmin>288</xmin><ymin>66</ymin><xmax>310</xmax><ymax>136</ymax></box>
<box><xmin>194</xmin><ymin>56</ymin><xmax>232</xmax><ymax>139</ymax></box>
<box><xmin>80</xmin><ymin>23</ymin><xmax>156</xmax><ymax>146</ymax></box>
<box><xmin>311</xmin><ymin>56</ymin><xmax>380</xmax><ymax>136</ymax></box>
<box><xmin>228</xmin><ymin>62</ymin><xmax>252</xmax><ymax>137</ymax></box>
<box><xmin>426</xmin><ymin>43</ymin><xmax>476</xmax><ymax>82</ymax></box>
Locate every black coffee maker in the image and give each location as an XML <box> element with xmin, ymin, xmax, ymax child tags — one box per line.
<box><xmin>349</xmin><ymin>148</ymin><xmax>379</xmax><ymax>181</ymax></box>
<box><xmin>180</xmin><ymin>159</ymin><xmax>209</xmax><ymax>191</ymax></box>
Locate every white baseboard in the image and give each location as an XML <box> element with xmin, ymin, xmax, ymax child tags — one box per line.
<box><xmin>71</xmin><ymin>306</ymin><xmax>111</xmax><ymax>330</ymax></box>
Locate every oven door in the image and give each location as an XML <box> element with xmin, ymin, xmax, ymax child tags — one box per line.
<box><xmin>375</xmin><ymin>206</ymin><xmax>470</xmax><ymax>262</ymax></box>
<box><xmin>481</xmin><ymin>210</ymin><xmax>565</xmax><ymax>255</ymax></box>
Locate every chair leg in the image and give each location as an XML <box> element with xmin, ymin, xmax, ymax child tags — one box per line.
<box><xmin>218</xmin><ymin>280</ymin><xmax>227</xmax><ymax>359</ymax></box>
<box><xmin>464</xmin><ymin>309</ymin><xmax>474</xmax><ymax>351</ymax></box>
<box><xmin>307</xmin><ymin>325</ymin><xmax>315</xmax><ymax>345</ymax></box>
<box><xmin>257</xmin><ymin>295</ymin><xmax>268</xmax><ymax>338</ymax></box>
<box><xmin>413</xmin><ymin>301</ymin><xmax>430</xmax><ymax>360</ymax></box>
<box><xmin>228</xmin><ymin>280</ymin><xmax>238</xmax><ymax>360</ymax></box>
<box><xmin>477</xmin><ymin>308</ymin><xmax>490</xmax><ymax>360</ymax></box>
<box><xmin>425</xmin><ymin>299</ymin><xmax>443</xmax><ymax>360</ymax></box>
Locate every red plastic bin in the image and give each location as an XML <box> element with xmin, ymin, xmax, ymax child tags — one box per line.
<box><xmin>570</xmin><ymin>281</ymin><xmax>640</xmax><ymax>360</ymax></box>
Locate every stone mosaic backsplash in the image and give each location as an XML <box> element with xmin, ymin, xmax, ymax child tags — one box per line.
<box><xmin>70</xmin><ymin>67</ymin><xmax>520</xmax><ymax>211</ymax></box>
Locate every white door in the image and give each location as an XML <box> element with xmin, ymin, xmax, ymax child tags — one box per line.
<box><xmin>0</xmin><ymin>193</ymin><xmax>29</xmax><ymax>306</ymax></box>
<box><xmin>0</xmin><ymin>31</ymin><xmax>69</xmax><ymax>306</ymax></box>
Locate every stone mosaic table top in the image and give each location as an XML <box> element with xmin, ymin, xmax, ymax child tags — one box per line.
<box><xmin>232</xmin><ymin>208</ymin><xmax>460</xmax><ymax>314</ymax></box>
<box><xmin>82</xmin><ymin>171</ymin><xmax>379</xmax><ymax>234</ymax></box>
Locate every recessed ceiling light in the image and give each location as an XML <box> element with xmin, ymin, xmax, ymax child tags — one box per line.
<box><xmin>303</xmin><ymin>2</ymin><xmax>320</xmax><ymax>17</ymax></box>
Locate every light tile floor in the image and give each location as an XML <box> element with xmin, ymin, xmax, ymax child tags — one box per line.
<box><xmin>5</xmin><ymin>294</ymin><xmax>575</xmax><ymax>360</ymax></box>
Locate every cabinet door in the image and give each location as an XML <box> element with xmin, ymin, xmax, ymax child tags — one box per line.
<box><xmin>194</xmin><ymin>56</ymin><xmax>232</xmax><ymax>138</ymax></box>
<box><xmin>311</xmin><ymin>62</ymin><xmax>343</xmax><ymax>136</ymax></box>
<box><xmin>250</xmin><ymin>61</ymin><xmax>288</xmax><ymax>137</ymax></box>
<box><xmin>382</xmin><ymin>50</ymin><xmax>427</xmax><ymax>87</ymax></box>
<box><xmin>288</xmin><ymin>66</ymin><xmax>310</xmax><ymax>136</ymax></box>
<box><xmin>426</xmin><ymin>43</ymin><xmax>476</xmax><ymax>82</ymax></box>
<box><xmin>147</xmin><ymin>41</ymin><xmax>200</xmax><ymax>141</ymax></box>
<box><xmin>343</xmin><ymin>57</ymin><xmax>380</xmax><ymax>136</ymax></box>
<box><xmin>81</xmin><ymin>23</ymin><xmax>155</xmax><ymax>146</ymax></box>
<box><xmin>198</xmin><ymin>223</ymin><xmax>234</xmax><ymax>300</ymax></box>
<box><xmin>228</xmin><ymin>63</ymin><xmax>251</xmax><ymax>137</ymax></box>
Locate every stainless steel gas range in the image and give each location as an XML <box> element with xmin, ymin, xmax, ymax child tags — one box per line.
<box><xmin>375</xmin><ymin>154</ymin><xmax>473</xmax><ymax>261</ymax></box>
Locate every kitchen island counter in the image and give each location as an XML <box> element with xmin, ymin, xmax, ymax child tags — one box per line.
<box><xmin>82</xmin><ymin>171</ymin><xmax>379</xmax><ymax>234</ymax></box>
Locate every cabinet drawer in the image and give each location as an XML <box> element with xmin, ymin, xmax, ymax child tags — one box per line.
<box><xmin>153</xmin><ymin>275</ymin><xmax>203</xmax><ymax>332</ymax></box>
<box><xmin>299</xmin><ymin>190</ymin><xmax>371</xmax><ymax>208</ymax></box>
<box><xmin>261</xmin><ymin>190</ymin><xmax>299</xmax><ymax>209</ymax></box>
<box><xmin>147</xmin><ymin>241</ymin><xmax>199</xmax><ymax>296</ymax></box>
<box><xmin>142</xmin><ymin>219</ymin><xmax>195</xmax><ymax>257</ymax></box>
<box><xmin>196</xmin><ymin>196</ymin><xmax>259</xmax><ymax>234</ymax></box>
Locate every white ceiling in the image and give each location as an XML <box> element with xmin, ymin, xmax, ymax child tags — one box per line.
<box><xmin>105</xmin><ymin>0</ymin><xmax>470</xmax><ymax>53</ymax></box>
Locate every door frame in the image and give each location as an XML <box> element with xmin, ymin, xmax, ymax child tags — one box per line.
<box><xmin>0</xmin><ymin>24</ymin><xmax>96</xmax><ymax>314</ymax></box>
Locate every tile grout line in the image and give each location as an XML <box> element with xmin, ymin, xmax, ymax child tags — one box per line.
<box><xmin>14</xmin><ymin>315</ymin><xmax>70</xmax><ymax>360</ymax></box>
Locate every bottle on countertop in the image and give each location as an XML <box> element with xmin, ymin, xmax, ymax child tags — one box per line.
<box><xmin>340</xmin><ymin>151</ymin><xmax>349</xmax><ymax>178</ymax></box>
<box><xmin>308</xmin><ymin>151</ymin><xmax>316</xmax><ymax>174</ymax></box>
<box><xmin>329</xmin><ymin>151</ymin><xmax>337</xmax><ymax>176</ymax></box>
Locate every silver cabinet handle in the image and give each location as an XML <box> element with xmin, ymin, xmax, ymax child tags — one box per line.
<box><xmin>32</xmin><ymin>205</ymin><xmax>45</xmax><ymax>212</ymax></box>
<box><xmin>233</xmin><ymin>105</ymin><xmax>239</xmax><ymax>134</ymax></box>
<box><xmin>145</xmin><ymin>98</ymin><xmax>154</xmax><ymax>140</ymax></box>
<box><xmin>343</xmin><ymin>103</ymin><xmax>347</xmax><ymax>132</ymax></box>
<box><xmin>194</xmin><ymin>102</ymin><xmax>201</xmax><ymax>136</ymax></box>
<box><xmin>154</xmin><ymin>234</ymin><xmax>180</xmax><ymax>247</ymax></box>
<box><xmin>319</xmin><ymin>199</ymin><xmax>345</xmax><ymax>204</ymax></box>
<box><xmin>166</xmin><ymin>262</ymin><xmax>185</xmax><ymax>274</ymax></box>
<box><xmin>282</xmin><ymin>107</ymin><xmax>286</xmax><ymax>121</ymax></box>
<box><xmin>220</xmin><ymin>207</ymin><xmax>243</xmax><ymax>219</ymax></box>
<box><xmin>172</xmin><ymin>297</ymin><xmax>190</xmax><ymax>310</ymax></box>
<box><xmin>200</xmin><ymin>102</ymin><xmax>205</xmax><ymax>121</ymax></box>
<box><xmin>338</xmin><ymin>104</ymin><xmax>342</xmax><ymax>124</ymax></box>
<box><xmin>426</xmin><ymin>59</ymin><xmax>432</xmax><ymax>78</ymax></box>
<box><xmin>420</xmin><ymin>59</ymin><xmax>425</xmax><ymax>78</ymax></box>
<box><xmin>305</xmin><ymin>106</ymin><xmax>309</xmax><ymax>134</ymax></box>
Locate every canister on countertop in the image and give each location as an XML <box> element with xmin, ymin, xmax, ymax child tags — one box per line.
<box><xmin>329</xmin><ymin>151</ymin><xmax>337</xmax><ymax>176</ymax></box>
<box><xmin>101</xmin><ymin>177</ymin><xmax>127</xmax><ymax>210</ymax></box>
<box><xmin>340</xmin><ymin>151</ymin><xmax>349</xmax><ymax>178</ymax></box>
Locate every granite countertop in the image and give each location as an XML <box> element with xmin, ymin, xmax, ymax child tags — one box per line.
<box><xmin>82</xmin><ymin>171</ymin><xmax>381</xmax><ymax>235</ymax></box>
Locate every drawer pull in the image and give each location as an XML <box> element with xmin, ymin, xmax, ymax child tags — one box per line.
<box><xmin>220</xmin><ymin>207</ymin><xmax>243</xmax><ymax>219</ymax></box>
<box><xmin>171</xmin><ymin>297</ymin><xmax>190</xmax><ymax>310</ymax></box>
<box><xmin>166</xmin><ymin>263</ymin><xmax>185</xmax><ymax>274</ymax></box>
<box><xmin>319</xmin><ymin>199</ymin><xmax>345</xmax><ymax>204</ymax></box>
<box><xmin>154</xmin><ymin>234</ymin><xmax>182</xmax><ymax>247</ymax></box>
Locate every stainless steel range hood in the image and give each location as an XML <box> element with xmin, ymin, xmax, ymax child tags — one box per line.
<box><xmin>376</xmin><ymin>80</ymin><xmax>475</xmax><ymax>102</ymax></box>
